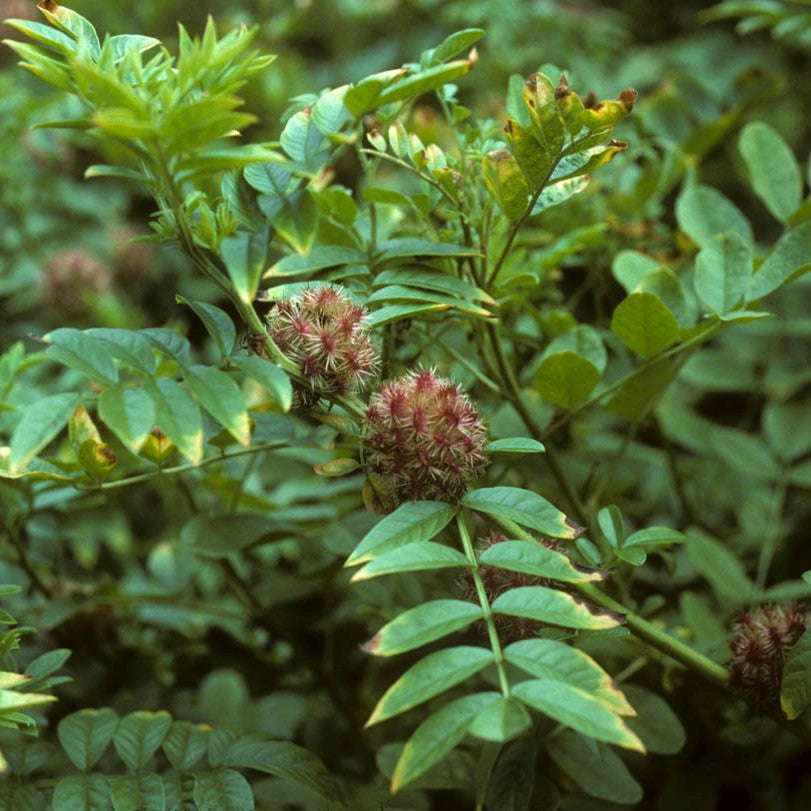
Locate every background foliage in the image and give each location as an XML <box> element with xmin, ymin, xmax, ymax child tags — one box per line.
<box><xmin>1</xmin><ymin>0</ymin><xmax>811</xmax><ymax>809</ymax></box>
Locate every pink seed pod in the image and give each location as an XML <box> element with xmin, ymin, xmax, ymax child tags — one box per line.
<box><xmin>727</xmin><ymin>602</ymin><xmax>807</xmax><ymax>711</ymax></box>
<box><xmin>265</xmin><ymin>286</ymin><xmax>379</xmax><ymax>406</ymax></box>
<box><xmin>362</xmin><ymin>368</ymin><xmax>489</xmax><ymax>508</ymax></box>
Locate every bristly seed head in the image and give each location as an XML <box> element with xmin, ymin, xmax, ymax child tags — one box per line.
<box><xmin>362</xmin><ymin>368</ymin><xmax>488</xmax><ymax>509</ymax></box>
<box><xmin>265</xmin><ymin>286</ymin><xmax>379</xmax><ymax>407</ymax></box>
<box><xmin>727</xmin><ymin>602</ymin><xmax>807</xmax><ymax>712</ymax></box>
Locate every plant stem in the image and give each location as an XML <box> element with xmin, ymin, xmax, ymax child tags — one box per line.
<box><xmin>457</xmin><ymin>513</ymin><xmax>511</xmax><ymax>698</ymax></box>
<box><xmin>491</xmin><ymin>515</ymin><xmax>730</xmax><ymax>687</ymax></box>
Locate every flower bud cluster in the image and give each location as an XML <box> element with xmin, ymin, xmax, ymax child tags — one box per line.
<box><xmin>362</xmin><ymin>368</ymin><xmax>488</xmax><ymax>507</ymax></box>
<box><xmin>728</xmin><ymin>602</ymin><xmax>807</xmax><ymax>711</ymax></box>
<box><xmin>266</xmin><ymin>286</ymin><xmax>378</xmax><ymax>406</ymax></box>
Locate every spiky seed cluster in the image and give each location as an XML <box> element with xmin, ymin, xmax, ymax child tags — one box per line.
<box><xmin>363</xmin><ymin>369</ymin><xmax>488</xmax><ymax>508</ymax></box>
<box><xmin>266</xmin><ymin>286</ymin><xmax>378</xmax><ymax>406</ymax></box>
<box><xmin>461</xmin><ymin>532</ymin><xmax>561</xmax><ymax>641</ymax></box>
<box><xmin>728</xmin><ymin>602</ymin><xmax>807</xmax><ymax>711</ymax></box>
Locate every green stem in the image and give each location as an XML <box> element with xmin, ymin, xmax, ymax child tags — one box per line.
<box><xmin>457</xmin><ymin>513</ymin><xmax>511</xmax><ymax>698</ymax></box>
<box><xmin>74</xmin><ymin>440</ymin><xmax>289</xmax><ymax>492</ymax></box>
<box><xmin>491</xmin><ymin>515</ymin><xmax>730</xmax><ymax>687</ymax></box>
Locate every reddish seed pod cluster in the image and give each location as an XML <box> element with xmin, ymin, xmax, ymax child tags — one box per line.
<box><xmin>728</xmin><ymin>602</ymin><xmax>807</xmax><ymax>711</ymax></box>
<box><xmin>266</xmin><ymin>286</ymin><xmax>378</xmax><ymax>406</ymax></box>
<box><xmin>362</xmin><ymin>368</ymin><xmax>488</xmax><ymax>508</ymax></box>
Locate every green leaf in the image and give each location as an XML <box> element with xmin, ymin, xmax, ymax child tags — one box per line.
<box><xmin>265</xmin><ymin>246</ymin><xmax>366</xmax><ymax>280</ymax></box>
<box><xmin>676</xmin><ymin>184</ymin><xmax>753</xmax><ymax>250</ymax></box>
<box><xmin>375</xmin><ymin>60</ymin><xmax>474</xmax><ymax>108</ymax></box>
<box><xmin>484</xmin><ymin>738</ymin><xmax>539</xmax><ymax>811</ymax></box>
<box><xmin>522</xmin><ymin>73</ymin><xmax>566</xmax><ymax>153</ymax></box>
<box><xmin>483</xmin><ymin>149</ymin><xmax>530</xmax><ymax>220</ymax></box>
<box><xmin>351</xmin><ymin>542</ymin><xmax>469</xmax><ymax>581</ymax></box>
<box><xmin>259</xmin><ymin>189</ymin><xmax>318</xmax><ymax>254</ymax></box>
<box><xmin>141</xmin><ymin>329</ymin><xmax>192</xmax><ymax>367</ymax></box>
<box><xmin>37</xmin><ymin>2</ymin><xmax>100</xmax><ymax>56</ymax></box>
<box><xmin>486</xmin><ymin>438</ymin><xmax>545</xmax><ymax>454</ymax></box>
<box><xmin>467</xmin><ymin>697</ymin><xmax>532</xmax><ymax>742</ymax></box>
<box><xmin>52</xmin><ymin>773</ymin><xmax>112</xmax><ymax>811</ymax></box>
<box><xmin>109</xmin><ymin>773</ymin><xmax>165</xmax><ymax>811</ymax></box>
<box><xmin>694</xmin><ymin>231</ymin><xmax>752</xmax><ymax>314</ymax></box>
<box><xmin>181</xmin><ymin>513</ymin><xmax>277</xmax><ymax>558</ymax></box>
<box><xmin>739</xmin><ymin>122</ymin><xmax>802</xmax><ymax>222</ymax></box>
<box><xmin>363</xmin><ymin>600</ymin><xmax>483</xmax><ymax>657</ymax></box>
<box><xmin>220</xmin><ymin>229</ymin><xmax>269</xmax><ymax>304</ymax></box>
<box><xmin>504</xmin><ymin>639</ymin><xmax>633</xmax><ymax>715</ymax></box>
<box><xmin>376</xmin><ymin>238</ymin><xmax>480</xmax><ymax>263</ymax></box>
<box><xmin>546</xmin><ymin>730</ymin><xmax>643</xmax><ymax>803</ymax></box>
<box><xmin>530</xmin><ymin>175</ymin><xmax>589</xmax><ymax>215</ymax></box>
<box><xmin>367</xmin><ymin>646</ymin><xmax>494</xmax><ymax>725</ymax></box>
<box><xmin>176</xmin><ymin>298</ymin><xmax>236</xmax><ymax>358</ymax></box>
<box><xmin>193</xmin><ymin>769</ymin><xmax>254</xmax><ymax>811</ymax></box>
<box><xmin>427</xmin><ymin>28</ymin><xmax>485</xmax><ymax>64</ymax></box>
<box><xmin>611</xmin><ymin>291</ymin><xmax>680</xmax><ymax>358</ymax></box>
<box><xmin>97</xmin><ymin>386</ymin><xmax>155</xmax><ymax>454</ymax></box>
<box><xmin>612</xmin><ymin>250</ymin><xmax>660</xmax><ymax>294</ymax></box>
<box><xmin>310</xmin><ymin>85</ymin><xmax>352</xmax><ymax>138</ymax></box>
<box><xmin>533</xmin><ymin>351</ymin><xmax>600</xmax><ymax>409</ymax></box>
<box><xmin>343</xmin><ymin>68</ymin><xmax>408</xmax><ymax>116</ymax></box>
<box><xmin>780</xmin><ymin>627</ymin><xmax>811</xmax><ymax>720</ymax></box>
<box><xmin>480</xmin><ymin>540</ymin><xmax>603</xmax><ymax>583</ymax></box>
<box><xmin>236</xmin><ymin>355</ymin><xmax>292</xmax><ymax>412</ymax></box>
<box><xmin>621</xmin><ymin>685</ymin><xmax>685</xmax><ymax>754</ymax></box>
<box><xmin>367</xmin><ymin>285</ymin><xmax>492</xmax><ymax>318</ymax></box>
<box><xmin>45</xmin><ymin>329</ymin><xmax>118</xmax><ymax>385</ymax></box>
<box><xmin>58</xmin><ymin>708</ymin><xmax>119</xmax><ymax>771</ymax></box>
<box><xmin>366</xmin><ymin>302</ymin><xmax>447</xmax><ymax>328</ymax></box>
<box><xmin>504</xmin><ymin>119</ymin><xmax>553</xmax><ymax>187</ymax></box>
<box><xmin>373</xmin><ymin>269</ymin><xmax>496</xmax><ymax>305</ymax></box>
<box><xmin>112</xmin><ymin>711</ymin><xmax>172</xmax><ymax>772</ymax></box>
<box><xmin>162</xmin><ymin>722</ymin><xmax>211</xmax><ymax>772</ymax></box>
<box><xmin>146</xmin><ymin>378</ymin><xmax>204</xmax><ymax>465</ymax></box>
<box><xmin>280</xmin><ymin>108</ymin><xmax>329</xmax><ymax>171</ymax></box>
<box><xmin>619</xmin><ymin>527</ymin><xmax>685</xmax><ymax>565</ymax></box>
<box><xmin>9</xmin><ymin>392</ymin><xmax>81</xmax><ymax>474</ymax></box>
<box><xmin>461</xmin><ymin>487</ymin><xmax>580</xmax><ymax>539</ymax></box>
<box><xmin>6</xmin><ymin>19</ymin><xmax>77</xmax><ymax>54</ymax></box>
<box><xmin>709</xmin><ymin>425</ymin><xmax>778</xmax><ymax>480</ymax></box>
<box><xmin>597</xmin><ymin>505</ymin><xmax>625</xmax><ymax>549</ymax></box>
<box><xmin>345</xmin><ymin>501</ymin><xmax>456</xmax><ymax>565</ymax></box>
<box><xmin>391</xmin><ymin>693</ymin><xmax>500</xmax><ymax>792</ymax></box>
<box><xmin>515</xmin><ymin>679</ymin><xmax>642</xmax><ymax>750</ymax></box>
<box><xmin>212</xmin><ymin>733</ymin><xmax>346</xmax><ymax>805</ymax></box>
<box><xmin>492</xmin><ymin>586</ymin><xmax>621</xmax><ymax>630</ymax></box>
<box><xmin>182</xmin><ymin>365</ymin><xmax>250</xmax><ymax>446</ymax></box>
<box><xmin>745</xmin><ymin>221</ymin><xmax>811</xmax><ymax>301</ymax></box>
<box><xmin>88</xmin><ymin>329</ymin><xmax>157</xmax><ymax>375</ymax></box>
<box><xmin>686</xmin><ymin>528</ymin><xmax>755</xmax><ymax>604</ymax></box>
